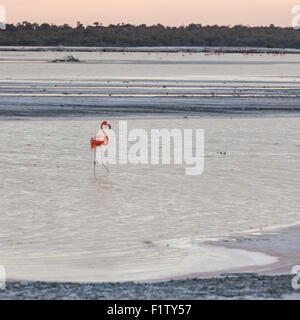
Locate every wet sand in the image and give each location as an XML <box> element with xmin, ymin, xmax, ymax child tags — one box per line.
<box><xmin>163</xmin><ymin>225</ymin><xmax>300</xmax><ymax>281</ymax></box>
<box><xmin>208</xmin><ymin>226</ymin><xmax>300</xmax><ymax>276</ymax></box>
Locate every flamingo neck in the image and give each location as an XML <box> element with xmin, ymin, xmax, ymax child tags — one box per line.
<box><xmin>101</xmin><ymin>127</ymin><xmax>109</xmax><ymax>145</ymax></box>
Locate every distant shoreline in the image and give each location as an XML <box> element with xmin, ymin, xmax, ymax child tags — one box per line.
<box><xmin>0</xmin><ymin>46</ymin><xmax>300</xmax><ymax>54</ymax></box>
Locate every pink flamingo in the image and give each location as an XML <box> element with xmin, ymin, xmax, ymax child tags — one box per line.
<box><xmin>90</xmin><ymin>121</ymin><xmax>111</xmax><ymax>176</ymax></box>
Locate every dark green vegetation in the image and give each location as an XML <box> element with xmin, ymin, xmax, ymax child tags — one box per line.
<box><xmin>1</xmin><ymin>22</ymin><xmax>300</xmax><ymax>48</ymax></box>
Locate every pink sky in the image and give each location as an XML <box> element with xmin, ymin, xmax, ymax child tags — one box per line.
<box><xmin>1</xmin><ymin>0</ymin><xmax>299</xmax><ymax>26</ymax></box>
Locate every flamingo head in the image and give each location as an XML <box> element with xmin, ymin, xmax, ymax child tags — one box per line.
<box><xmin>101</xmin><ymin>121</ymin><xmax>111</xmax><ymax>130</ymax></box>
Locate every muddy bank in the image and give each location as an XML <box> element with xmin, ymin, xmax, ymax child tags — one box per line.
<box><xmin>0</xmin><ymin>274</ymin><xmax>299</xmax><ymax>300</ymax></box>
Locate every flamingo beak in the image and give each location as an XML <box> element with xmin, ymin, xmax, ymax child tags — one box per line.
<box><xmin>108</xmin><ymin>124</ymin><xmax>111</xmax><ymax>129</ymax></box>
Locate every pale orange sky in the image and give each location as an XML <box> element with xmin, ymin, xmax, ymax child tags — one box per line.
<box><xmin>1</xmin><ymin>0</ymin><xmax>299</xmax><ymax>26</ymax></box>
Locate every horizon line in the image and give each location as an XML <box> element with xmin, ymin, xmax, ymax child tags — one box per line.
<box><xmin>3</xmin><ymin>21</ymin><xmax>294</xmax><ymax>28</ymax></box>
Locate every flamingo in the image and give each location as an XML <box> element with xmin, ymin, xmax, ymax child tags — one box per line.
<box><xmin>90</xmin><ymin>121</ymin><xmax>111</xmax><ymax>176</ymax></box>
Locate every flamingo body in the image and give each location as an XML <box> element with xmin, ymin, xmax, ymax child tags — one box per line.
<box><xmin>90</xmin><ymin>135</ymin><xmax>106</xmax><ymax>149</ymax></box>
<box><xmin>90</xmin><ymin>121</ymin><xmax>111</xmax><ymax>149</ymax></box>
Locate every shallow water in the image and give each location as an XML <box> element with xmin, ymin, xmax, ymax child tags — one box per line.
<box><xmin>0</xmin><ymin>117</ymin><xmax>299</xmax><ymax>282</ymax></box>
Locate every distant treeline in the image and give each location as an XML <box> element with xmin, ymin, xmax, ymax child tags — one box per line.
<box><xmin>1</xmin><ymin>22</ymin><xmax>300</xmax><ymax>48</ymax></box>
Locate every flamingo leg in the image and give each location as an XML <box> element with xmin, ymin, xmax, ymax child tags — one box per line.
<box><xmin>94</xmin><ymin>147</ymin><xmax>96</xmax><ymax>177</ymax></box>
